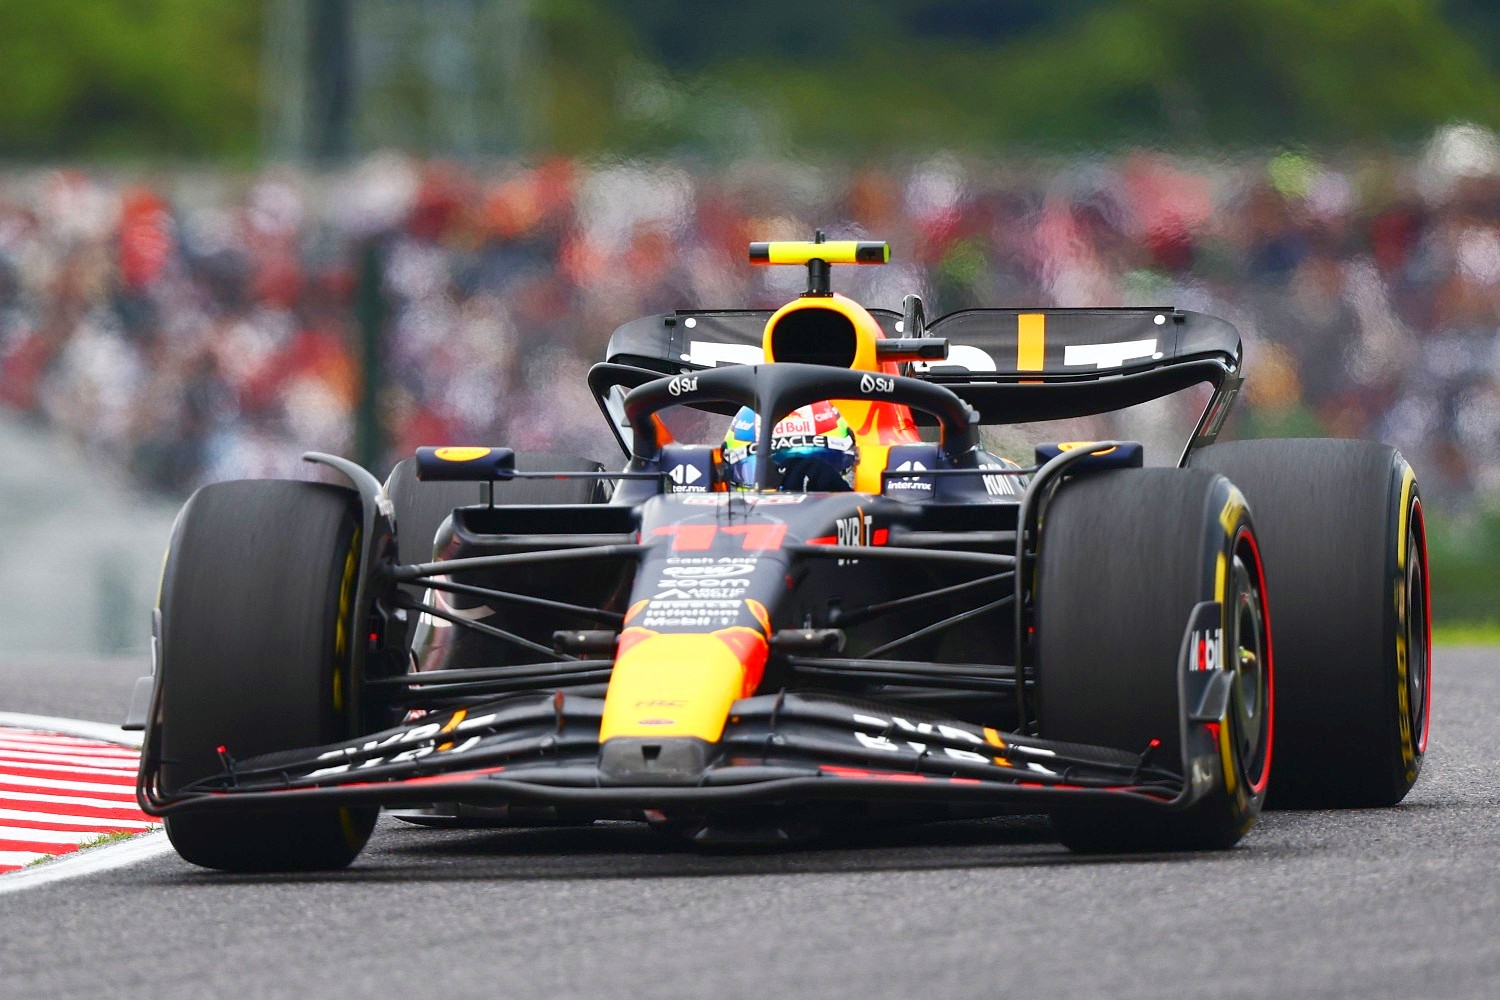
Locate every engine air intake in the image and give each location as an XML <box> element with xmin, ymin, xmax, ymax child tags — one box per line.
<box><xmin>767</xmin><ymin>308</ymin><xmax>859</xmax><ymax>367</ymax></box>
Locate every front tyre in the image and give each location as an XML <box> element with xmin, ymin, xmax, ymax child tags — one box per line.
<box><xmin>1036</xmin><ymin>469</ymin><xmax>1273</xmax><ymax>852</ymax></box>
<box><xmin>155</xmin><ymin>480</ymin><xmax>376</xmax><ymax>871</ymax></box>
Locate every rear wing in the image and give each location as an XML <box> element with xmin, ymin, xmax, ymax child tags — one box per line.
<box><xmin>590</xmin><ymin>306</ymin><xmax>1242</xmax><ymax>459</ymax></box>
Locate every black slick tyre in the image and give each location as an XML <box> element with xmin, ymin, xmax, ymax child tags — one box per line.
<box><xmin>1036</xmin><ymin>469</ymin><xmax>1273</xmax><ymax>852</ymax></box>
<box><xmin>156</xmin><ymin>480</ymin><xmax>375</xmax><ymax>872</ymax></box>
<box><xmin>1190</xmin><ymin>438</ymin><xmax>1430</xmax><ymax>807</ymax></box>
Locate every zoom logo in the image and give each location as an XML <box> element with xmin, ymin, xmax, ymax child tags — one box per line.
<box><xmin>663</xmin><ymin>564</ymin><xmax>755</xmax><ymax>579</ymax></box>
<box><xmin>668</xmin><ymin>375</ymin><xmax>698</xmax><ymax>396</ymax></box>
<box><xmin>859</xmin><ymin>373</ymin><xmax>895</xmax><ymax>393</ymax></box>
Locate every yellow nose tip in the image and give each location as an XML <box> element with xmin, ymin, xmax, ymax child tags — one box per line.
<box><xmin>600</xmin><ymin>631</ymin><xmax>765</xmax><ymax>743</ymax></box>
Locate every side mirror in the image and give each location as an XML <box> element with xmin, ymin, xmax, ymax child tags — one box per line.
<box><xmin>414</xmin><ymin>446</ymin><xmax>517</xmax><ymax>481</ymax></box>
<box><xmin>1033</xmin><ymin>441</ymin><xmax>1144</xmax><ymax>470</ymax></box>
<box><xmin>901</xmin><ymin>293</ymin><xmax>927</xmax><ymax>338</ymax></box>
<box><xmin>876</xmin><ymin>337</ymin><xmax>948</xmax><ymax>362</ymax></box>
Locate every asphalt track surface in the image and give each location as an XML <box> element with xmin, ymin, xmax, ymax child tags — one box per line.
<box><xmin>1</xmin><ymin>650</ymin><xmax>1497</xmax><ymax>1000</ymax></box>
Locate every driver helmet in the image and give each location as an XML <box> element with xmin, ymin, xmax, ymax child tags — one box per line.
<box><xmin>722</xmin><ymin>400</ymin><xmax>858</xmax><ymax>491</ymax></box>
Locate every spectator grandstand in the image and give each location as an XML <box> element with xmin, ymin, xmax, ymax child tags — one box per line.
<box><xmin>3</xmin><ymin>130</ymin><xmax>1499</xmax><ymax>510</ymax></box>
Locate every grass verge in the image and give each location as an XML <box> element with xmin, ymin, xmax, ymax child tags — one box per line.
<box><xmin>1434</xmin><ymin>622</ymin><xmax>1500</xmax><ymax>645</ymax></box>
<box><xmin>19</xmin><ymin>828</ymin><xmax>159</xmax><ymax>869</ymax></box>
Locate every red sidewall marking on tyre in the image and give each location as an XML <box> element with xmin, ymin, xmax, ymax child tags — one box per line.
<box><xmin>1240</xmin><ymin>527</ymin><xmax>1274</xmax><ymax>799</ymax></box>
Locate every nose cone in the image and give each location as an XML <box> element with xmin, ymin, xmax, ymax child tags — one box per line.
<box><xmin>599</xmin><ymin>628</ymin><xmax>768</xmax><ymax>743</ymax></box>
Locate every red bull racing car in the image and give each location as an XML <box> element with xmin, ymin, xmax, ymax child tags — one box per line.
<box><xmin>130</xmin><ymin>238</ymin><xmax>1432</xmax><ymax>870</ymax></box>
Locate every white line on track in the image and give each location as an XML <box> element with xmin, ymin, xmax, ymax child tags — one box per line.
<box><xmin>0</xmin><ymin>714</ymin><xmax>170</xmax><ymax>893</ymax></box>
<box><xmin>0</xmin><ymin>714</ymin><xmax>143</xmax><ymax>748</ymax></box>
<box><xmin>0</xmin><ymin>831</ymin><xmax>171</xmax><ymax>896</ymax></box>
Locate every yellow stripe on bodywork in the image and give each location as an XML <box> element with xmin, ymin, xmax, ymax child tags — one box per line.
<box><xmin>854</xmin><ymin>442</ymin><xmax>892</xmax><ymax>494</ymax></box>
<box><xmin>600</xmin><ymin>633</ymin><xmax>750</xmax><ymax>742</ymax></box>
<box><xmin>983</xmin><ymin>726</ymin><xmax>1012</xmax><ymax>767</ymax></box>
<box><xmin>1017</xmin><ymin>313</ymin><xmax>1046</xmax><ymax>371</ymax></box>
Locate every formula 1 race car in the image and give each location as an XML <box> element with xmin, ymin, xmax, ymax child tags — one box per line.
<box><xmin>131</xmin><ymin>237</ymin><xmax>1431</xmax><ymax>871</ymax></box>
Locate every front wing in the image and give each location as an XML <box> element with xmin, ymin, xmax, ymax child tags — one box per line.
<box><xmin>138</xmin><ymin>676</ymin><xmax>1231</xmax><ymax>818</ymax></box>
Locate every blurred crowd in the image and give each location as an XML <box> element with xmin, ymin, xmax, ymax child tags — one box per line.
<box><xmin>4</xmin><ymin>125</ymin><xmax>1500</xmax><ymax>505</ymax></box>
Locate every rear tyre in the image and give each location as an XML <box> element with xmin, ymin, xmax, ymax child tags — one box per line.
<box><xmin>1037</xmin><ymin>469</ymin><xmax>1273</xmax><ymax>852</ymax></box>
<box><xmin>1190</xmin><ymin>439</ymin><xmax>1430</xmax><ymax>807</ymax></box>
<box><xmin>156</xmin><ymin>480</ymin><xmax>376</xmax><ymax>872</ymax></box>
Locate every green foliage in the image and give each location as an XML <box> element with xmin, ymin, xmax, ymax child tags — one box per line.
<box><xmin>692</xmin><ymin>0</ymin><xmax>1500</xmax><ymax>153</ymax></box>
<box><xmin>530</xmin><ymin>0</ymin><xmax>645</xmax><ymax>155</ymax></box>
<box><xmin>0</xmin><ymin>0</ymin><xmax>261</xmax><ymax>159</ymax></box>
<box><xmin>1443</xmin><ymin>0</ymin><xmax>1500</xmax><ymax>71</ymax></box>
<box><xmin>1232</xmin><ymin>405</ymin><xmax>1329</xmax><ymax>443</ymax></box>
<box><xmin>1427</xmin><ymin>506</ymin><xmax>1500</xmax><ymax>626</ymax></box>
<box><xmin>3</xmin><ymin>0</ymin><xmax>1500</xmax><ymax>160</ymax></box>
<box><xmin>75</xmin><ymin>829</ymin><xmax>140</xmax><ymax>850</ymax></box>
<box><xmin>1432</xmin><ymin>621</ymin><xmax>1500</xmax><ymax>645</ymax></box>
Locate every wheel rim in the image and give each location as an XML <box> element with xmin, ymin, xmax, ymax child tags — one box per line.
<box><xmin>1230</xmin><ymin>547</ymin><xmax>1271</xmax><ymax>793</ymax></box>
<box><xmin>1405</xmin><ymin>502</ymin><xmax>1430</xmax><ymax>754</ymax></box>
